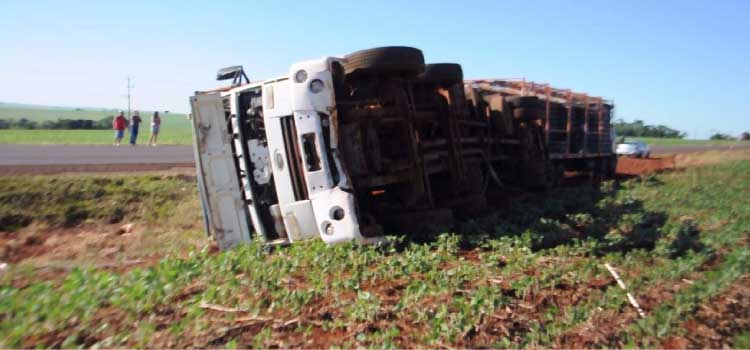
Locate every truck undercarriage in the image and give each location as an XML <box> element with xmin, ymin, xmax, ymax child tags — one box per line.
<box><xmin>191</xmin><ymin>47</ymin><xmax>616</xmax><ymax>249</ymax></box>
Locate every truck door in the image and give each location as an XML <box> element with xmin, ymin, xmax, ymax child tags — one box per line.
<box><xmin>190</xmin><ymin>93</ymin><xmax>252</xmax><ymax>249</ymax></box>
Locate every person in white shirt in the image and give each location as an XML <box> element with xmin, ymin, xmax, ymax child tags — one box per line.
<box><xmin>148</xmin><ymin>111</ymin><xmax>161</xmax><ymax>146</ymax></box>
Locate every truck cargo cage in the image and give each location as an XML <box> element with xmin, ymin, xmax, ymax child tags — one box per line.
<box><xmin>466</xmin><ymin>79</ymin><xmax>614</xmax><ymax>158</ymax></box>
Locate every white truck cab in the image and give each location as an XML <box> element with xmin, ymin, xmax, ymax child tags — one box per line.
<box><xmin>191</xmin><ymin>57</ymin><xmax>375</xmax><ymax>249</ymax></box>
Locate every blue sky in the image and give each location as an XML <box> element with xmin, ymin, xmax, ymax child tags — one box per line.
<box><xmin>1</xmin><ymin>0</ymin><xmax>748</xmax><ymax>138</ymax></box>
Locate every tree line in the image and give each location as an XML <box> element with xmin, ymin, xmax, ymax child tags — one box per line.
<box><xmin>613</xmin><ymin>119</ymin><xmax>686</xmax><ymax>138</ymax></box>
<box><xmin>710</xmin><ymin>132</ymin><xmax>750</xmax><ymax>141</ymax></box>
<box><xmin>614</xmin><ymin>119</ymin><xmax>749</xmax><ymax>141</ymax></box>
<box><xmin>0</xmin><ymin>116</ymin><xmax>114</xmax><ymax>130</ymax></box>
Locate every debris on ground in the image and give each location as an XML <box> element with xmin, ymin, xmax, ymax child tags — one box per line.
<box><xmin>119</xmin><ymin>223</ymin><xmax>134</xmax><ymax>235</ymax></box>
<box><xmin>605</xmin><ymin>262</ymin><xmax>647</xmax><ymax>318</ymax></box>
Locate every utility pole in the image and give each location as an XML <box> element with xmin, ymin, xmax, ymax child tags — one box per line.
<box><xmin>126</xmin><ymin>76</ymin><xmax>134</xmax><ymax>118</ymax></box>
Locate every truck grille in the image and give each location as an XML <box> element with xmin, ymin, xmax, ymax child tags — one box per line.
<box><xmin>280</xmin><ymin>116</ymin><xmax>309</xmax><ymax>201</ymax></box>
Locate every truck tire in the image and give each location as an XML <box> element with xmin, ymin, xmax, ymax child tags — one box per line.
<box><xmin>589</xmin><ymin>158</ymin><xmax>607</xmax><ymax>185</ymax></box>
<box><xmin>606</xmin><ymin>155</ymin><xmax>618</xmax><ymax>178</ymax></box>
<box><xmin>420</xmin><ymin>63</ymin><xmax>463</xmax><ymax>83</ymax></box>
<box><xmin>343</xmin><ymin>46</ymin><xmax>425</xmax><ymax>76</ymax></box>
<box><xmin>547</xmin><ymin>162</ymin><xmax>565</xmax><ymax>188</ymax></box>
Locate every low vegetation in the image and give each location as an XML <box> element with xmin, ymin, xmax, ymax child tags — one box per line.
<box><xmin>1</xmin><ymin>159</ymin><xmax>749</xmax><ymax>348</ymax></box>
<box><xmin>710</xmin><ymin>132</ymin><xmax>735</xmax><ymax>141</ymax></box>
<box><xmin>0</xmin><ymin>117</ymin><xmax>114</xmax><ymax>130</ymax></box>
<box><xmin>0</xmin><ymin>174</ymin><xmax>198</xmax><ymax>232</ymax></box>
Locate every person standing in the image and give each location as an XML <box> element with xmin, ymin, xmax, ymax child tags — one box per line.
<box><xmin>129</xmin><ymin>111</ymin><xmax>142</xmax><ymax>146</ymax></box>
<box><xmin>113</xmin><ymin>111</ymin><xmax>127</xmax><ymax>146</ymax></box>
<box><xmin>148</xmin><ymin>111</ymin><xmax>161</xmax><ymax>146</ymax></box>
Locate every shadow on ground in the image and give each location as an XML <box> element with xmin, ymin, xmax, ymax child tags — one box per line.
<box><xmin>392</xmin><ymin>174</ymin><xmax>700</xmax><ymax>257</ymax></box>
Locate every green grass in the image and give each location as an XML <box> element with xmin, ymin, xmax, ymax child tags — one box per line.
<box><xmin>0</xmin><ymin>127</ymin><xmax>192</xmax><ymax>145</ymax></box>
<box><xmin>0</xmin><ymin>104</ymin><xmax>193</xmax><ymax>145</ymax></box>
<box><xmin>1</xmin><ymin>161</ymin><xmax>749</xmax><ymax>348</ymax></box>
<box><xmin>628</xmin><ymin>136</ymin><xmax>750</xmax><ymax>146</ymax></box>
<box><xmin>0</xmin><ymin>174</ymin><xmax>200</xmax><ymax>231</ymax></box>
<box><xmin>0</xmin><ymin>104</ymin><xmax>120</xmax><ymax>122</ymax></box>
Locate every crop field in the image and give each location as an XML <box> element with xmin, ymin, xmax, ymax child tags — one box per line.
<box><xmin>0</xmin><ymin>128</ymin><xmax>192</xmax><ymax>145</ymax></box>
<box><xmin>0</xmin><ymin>104</ymin><xmax>122</xmax><ymax>122</ymax></box>
<box><xmin>1</xmin><ymin>152</ymin><xmax>749</xmax><ymax>348</ymax></box>
<box><xmin>629</xmin><ymin>136</ymin><xmax>750</xmax><ymax>147</ymax></box>
<box><xmin>0</xmin><ymin>104</ymin><xmax>193</xmax><ymax>145</ymax></box>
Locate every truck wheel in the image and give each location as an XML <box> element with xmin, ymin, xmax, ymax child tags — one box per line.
<box><xmin>607</xmin><ymin>155</ymin><xmax>618</xmax><ymax>178</ymax></box>
<box><xmin>553</xmin><ymin>163</ymin><xmax>565</xmax><ymax>187</ymax></box>
<box><xmin>589</xmin><ymin>159</ymin><xmax>607</xmax><ymax>185</ymax></box>
<box><xmin>343</xmin><ymin>46</ymin><xmax>425</xmax><ymax>76</ymax></box>
<box><xmin>419</xmin><ymin>63</ymin><xmax>463</xmax><ymax>83</ymax></box>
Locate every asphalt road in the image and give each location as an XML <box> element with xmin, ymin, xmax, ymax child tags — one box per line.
<box><xmin>1</xmin><ymin>143</ymin><xmax>749</xmax><ymax>166</ymax></box>
<box><xmin>0</xmin><ymin>144</ymin><xmax>195</xmax><ymax>165</ymax></box>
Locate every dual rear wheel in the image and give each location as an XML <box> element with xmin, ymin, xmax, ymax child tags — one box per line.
<box><xmin>343</xmin><ymin>46</ymin><xmax>463</xmax><ymax>85</ymax></box>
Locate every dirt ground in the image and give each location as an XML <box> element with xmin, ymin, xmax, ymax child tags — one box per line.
<box><xmin>616</xmin><ymin>148</ymin><xmax>750</xmax><ymax>176</ymax></box>
<box><xmin>0</xmin><ymin>222</ymin><xmax>209</xmax><ymax>288</ymax></box>
<box><xmin>616</xmin><ymin>155</ymin><xmax>676</xmax><ymax>176</ymax></box>
<box><xmin>661</xmin><ymin>276</ymin><xmax>750</xmax><ymax>349</ymax></box>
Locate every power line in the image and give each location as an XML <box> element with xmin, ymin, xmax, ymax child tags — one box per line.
<box><xmin>126</xmin><ymin>76</ymin><xmax>134</xmax><ymax>118</ymax></box>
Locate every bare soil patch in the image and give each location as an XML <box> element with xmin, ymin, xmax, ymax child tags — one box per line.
<box><xmin>0</xmin><ymin>223</ymin><xmax>203</xmax><ymax>288</ymax></box>
<box><xmin>616</xmin><ymin>155</ymin><xmax>676</xmax><ymax>176</ymax></box>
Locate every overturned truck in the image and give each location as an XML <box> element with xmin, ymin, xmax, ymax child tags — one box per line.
<box><xmin>190</xmin><ymin>47</ymin><xmax>616</xmax><ymax>249</ymax></box>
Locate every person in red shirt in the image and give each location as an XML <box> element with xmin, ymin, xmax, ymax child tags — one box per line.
<box><xmin>113</xmin><ymin>111</ymin><xmax>127</xmax><ymax>146</ymax></box>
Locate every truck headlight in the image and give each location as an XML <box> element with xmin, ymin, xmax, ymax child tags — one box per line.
<box><xmin>309</xmin><ymin>79</ymin><xmax>325</xmax><ymax>93</ymax></box>
<box><xmin>294</xmin><ymin>70</ymin><xmax>308</xmax><ymax>83</ymax></box>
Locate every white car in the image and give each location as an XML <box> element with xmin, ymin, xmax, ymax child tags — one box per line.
<box><xmin>616</xmin><ymin>140</ymin><xmax>650</xmax><ymax>158</ymax></box>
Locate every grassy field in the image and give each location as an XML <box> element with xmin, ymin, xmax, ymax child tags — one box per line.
<box><xmin>0</xmin><ymin>128</ymin><xmax>192</xmax><ymax>145</ymax></box>
<box><xmin>0</xmin><ymin>174</ymin><xmax>200</xmax><ymax>231</ymax></box>
<box><xmin>0</xmin><ymin>104</ymin><xmax>120</xmax><ymax>122</ymax></box>
<box><xmin>629</xmin><ymin>136</ymin><xmax>750</xmax><ymax>147</ymax></box>
<box><xmin>0</xmin><ymin>104</ymin><xmax>193</xmax><ymax>145</ymax></box>
<box><xmin>1</xmin><ymin>152</ymin><xmax>749</xmax><ymax>348</ymax></box>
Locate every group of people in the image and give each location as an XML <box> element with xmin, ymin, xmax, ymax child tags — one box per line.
<box><xmin>112</xmin><ymin>111</ymin><xmax>161</xmax><ymax>146</ymax></box>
